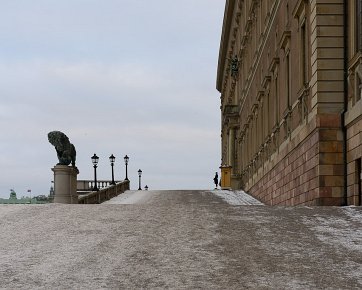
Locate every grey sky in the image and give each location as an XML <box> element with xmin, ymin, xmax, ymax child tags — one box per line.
<box><xmin>0</xmin><ymin>0</ymin><xmax>225</xmax><ymax>198</ymax></box>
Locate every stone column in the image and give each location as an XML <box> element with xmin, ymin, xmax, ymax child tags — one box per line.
<box><xmin>52</xmin><ymin>165</ymin><xmax>79</xmax><ymax>204</ymax></box>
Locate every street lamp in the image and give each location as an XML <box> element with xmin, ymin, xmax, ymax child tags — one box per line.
<box><xmin>124</xmin><ymin>155</ymin><xmax>129</xmax><ymax>181</ymax></box>
<box><xmin>91</xmin><ymin>153</ymin><xmax>99</xmax><ymax>191</ymax></box>
<box><xmin>109</xmin><ymin>154</ymin><xmax>116</xmax><ymax>185</ymax></box>
<box><xmin>138</xmin><ymin>169</ymin><xmax>142</xmax><ymax>190</ymax></box>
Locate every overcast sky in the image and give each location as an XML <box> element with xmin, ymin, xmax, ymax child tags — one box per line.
<box><xmin>0</xmin><ymin>0</ymin><xmax>225</xmax><ymax>198</ymax></box>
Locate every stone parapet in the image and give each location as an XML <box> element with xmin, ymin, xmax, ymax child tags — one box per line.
<box><xmin>78</xmin><ymin>180</ymin><xmax>130</xmax><ymax>204</ymax></box>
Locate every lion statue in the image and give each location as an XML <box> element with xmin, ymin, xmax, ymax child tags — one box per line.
<box><xmin>48</xmin><ymin>131</ymin><xmax>76</xmax><ymax>167</ymax></box>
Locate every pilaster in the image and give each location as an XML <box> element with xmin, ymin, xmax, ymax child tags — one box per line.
<box><xmin>310</xmin><ymin>0</ymin><xmax>345</xmax><ymax>205</ymax></box>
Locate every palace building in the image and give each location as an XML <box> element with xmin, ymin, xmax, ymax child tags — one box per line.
<box><xmin>217</xmin><ymin>0</ymin><xmax>362</xmax><ymax>205</ymax></box>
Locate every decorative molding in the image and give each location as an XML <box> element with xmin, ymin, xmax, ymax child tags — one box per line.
<box><xmin>247</xmin><ymin>114</ymin><xmax>253</xmax><ymax>124</ymax></box>
<box><xmin>292</xmin><ymin>0</ymin><xmax>307</xmax><ymax>19</ymax></box>
<box><xmin>279</xmin><ymin>31</ymin><xmax>291</xmax><ymax>50</ymax></box>
<box><xmin>261</xmin><ymin>75</ymin><xmax>271</xmax><ymax>88</ymax></box>
<box><xmin>268</xmin><ymin>57</ymin><xmax>280</xmax><ymax>73</ymax></box>
<box><xmin>241</xmin><ymin>34</ymin><xmax>248</xmax><ymax>47</ymax></box>
<box><xmin>251</xmin><ymin>103</ymin><xmax>259</xmax><ymax>115</ymax></box>
<box><xmin>230</xmin><ymin>55</ymin><xmax>240</xmax><ymax>78</ymax></box>
<box><xmin>236</xmin><ymin>12</ymin><xmax>241</xmax><ymax>25</ymax></box>
<box><xmin>233</xmin><ymin>27</ymin><xmax>238</xmax><ymax>38</ymax></box>
<box><xmin>257</xmin><ymin>90</ymin><xmax>264</xmax><ymax>102</ymax></box>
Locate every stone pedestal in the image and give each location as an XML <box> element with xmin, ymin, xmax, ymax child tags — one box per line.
<box><xmin>52</xmin><ymin>165</ymin><xmax>79</xmax><ymax>204</ymax></box>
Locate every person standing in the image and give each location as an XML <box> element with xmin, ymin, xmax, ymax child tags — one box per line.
<box><xmin>213</xmin><ymin>172</ymin><xmax>219</xmax><ymax>189</ymax></box>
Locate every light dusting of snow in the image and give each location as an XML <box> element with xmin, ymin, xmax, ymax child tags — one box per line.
<box><xmin>302</xmin><ymin>213</ymin><xmax>362</xmax><ymax>252</ymax></box>
<box><xmin>300</xmin><ymin>208</ymin><xmax>362</xmax><ymax>283</ymax></box>
<box><xmin>208</xmin><ymin>189</ymin><xmax>264</xmax><ymax>205</ymax></box>
<box><xmin>102</xmin><ymin>190</ymin><xmax>153</xmax><ymax>204</ymax></box>
<box><xmin>1</xmin><ymin>191</ymin><xmax>362</xmax><ymax>289</ymax></box>
<box><xmin>343</xmin><ymin>206</ymin><xmax>362</xmax><ymax>222</ymax></box>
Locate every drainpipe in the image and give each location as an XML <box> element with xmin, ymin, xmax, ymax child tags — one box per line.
<box><xmin>341</xmin><ymin>0</ymin><xmax>348</xmax><ymax>206</ymax></box>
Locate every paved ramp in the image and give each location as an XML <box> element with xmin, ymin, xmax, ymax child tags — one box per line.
<box><xmin>103</xmin><ymin>189</ymin><xmax>263</xmax><ymax>205</ymax></box>
<box><xmin>0</xmin><ymin>190</ymin><xmax>362</xmax><ymax>289</ymax></box>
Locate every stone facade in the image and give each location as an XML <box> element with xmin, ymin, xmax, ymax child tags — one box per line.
<box><xmin>217</xmin><ymin>0</ymin><xmax>362</xmax><ymax>205</ymax></box>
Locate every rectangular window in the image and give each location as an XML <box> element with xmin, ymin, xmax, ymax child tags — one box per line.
<box><xmin>260</xmin><ymin>101</ymin><xmax>264</xmax><ymax>145</ymax></box>
<box><xmin>286</xmin><ymin>52</ymin><xmax>291</xmax><ymax>108</ymax></box>
<box><xmin>356</xmin><ymin>0</ymin><xmax>361</xmax><ymax>51</ymax></box>
<box><xmin>247</xmin><ymin>124</ymin><xmax>251</xmax><ymax>162</ymax></box>
<box><xmin>264</xmin><ymin>90</ymin><xmax>270</xmax><ymax>137</ymax></box>
<box><xmin>243</xmin><ymin>139</ymin><xmax>246</xmax><ymax>169</ymax></box>
<box><xmin>269</xmin><ymin>86</ymin><xmax>274</xmax><ymax>133</ymax></box>
<box><xmin>275</xmin><ymin>73</ymin><xmax>279</xmax><ymax>128</ymax></box>
<box><xmin>301</xmin><ymin>21</ymin><xmax>308</xmax><ymax>85</ymax></box>
<box><xmin>355</xmin><ymin>65</ymin><xmax>362</xmax><ymax>102</ymax></box>
<box><xmin>258</xmin><ymin>108</ymin><xmax>262</xmax><ymax>150</ymax></box>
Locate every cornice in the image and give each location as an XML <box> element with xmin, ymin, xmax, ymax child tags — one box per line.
<box><xmin>216</xmin><ymin>0</ymin><xmax>236</xmax><ymax>92</ymax></box>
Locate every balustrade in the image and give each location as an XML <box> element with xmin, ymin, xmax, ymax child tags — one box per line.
<box><xmin>78</xmin><ymin>180</ymin><xmax>130</xmax><ymax>204</ymax></box>
<box><xmin>77</xmin><ymin>180</ymin><xmax>122</xmax><ymax>194</ymax></box>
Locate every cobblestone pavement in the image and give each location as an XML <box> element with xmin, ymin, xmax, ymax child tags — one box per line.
<box><xmin>0</xmin><ymin>190</ymin><xmax>362</xmax><ymax>289</ymax></box>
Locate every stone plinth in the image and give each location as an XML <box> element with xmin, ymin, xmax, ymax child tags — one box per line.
<box><xmin>52</xmin><ymin>165</ymin><xmax>79</xmax><ymax>204</ymax></box>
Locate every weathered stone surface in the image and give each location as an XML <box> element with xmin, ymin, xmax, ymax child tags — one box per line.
<box><xmin>52</xmin><ymin>165</ymin><xmax>79</xmax><ymax>204</ymax></box>
<box><xmin>0</xmin><ymin>190</ymin><xmax>361</xmax><ymax>289</ymax></box>
<box><xmin>217</xmin><ymin>0</ymin><xmax>359</xmax><ymax>206</ymax></box>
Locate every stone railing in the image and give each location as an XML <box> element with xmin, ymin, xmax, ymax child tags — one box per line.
<box><xmin>78</xmin><ymin>180</ymin><xmax>130</xmax><ymax>204</ymax></box>
<box><xmin>77</xmin><ymin>180</ymin><xmax>122</xmax><ymax>194</ymax></box>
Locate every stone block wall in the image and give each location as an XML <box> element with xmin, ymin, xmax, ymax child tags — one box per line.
<box><xmin>217</xmin><ymin>0</ymin><xmax>358</xmax><ymax>206</ymax></box>
<box><xmin>248</xmin><ymin>115</ymin><xmax>344</xmax><ymax>206</ymax></box>
<box><xmin>346</xmin><ymin>111</ymin><xmax>362</xmax><ymax>205</ymax></box>
<box><xmin>246</xmin><ymin>0</ymin><xmax>346</xmax><ymax>206</ymax></box>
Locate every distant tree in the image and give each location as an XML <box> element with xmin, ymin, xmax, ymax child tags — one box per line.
<box><xmin>9</xmin><ymin>189</ymin><xmax>17</xmax><ymax>200</ymax></box>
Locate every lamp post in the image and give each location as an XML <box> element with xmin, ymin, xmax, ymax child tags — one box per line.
<box><xmin>109</xmin><ymin>154</ymin><xmax>116</xmax><ymax>185</ymax></box>
<box><xmin>91</xmin><ymin>153</ymin><xmax>99</xmax><ymax>191</ymax></box>
<box><xmin>124</xmin><ymin>155</ymin><xmax>129</xmax><ymax>181</ymax></box>
<box><xmin>138</xmin><ymin>169</ymin><xmax>142</xmax><ymax>190</ymax></box>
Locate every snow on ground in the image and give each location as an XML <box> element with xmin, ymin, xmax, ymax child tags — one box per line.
<box><xmin>208</xmin><ymin>189</ymin><xmax>264</xmax><ymax>205</ymax></box>
<box><xmin>102</xmin><ymin>190</ymin><xmax>153</xmax><ymax>204</ymax></box>
<box><xmin>103</xmin><ymin>189</ymin><xmax>263</xmax><ymax>206</ymax></box>
<box><xmin>0</xmin><ymin>191</ymin><xmax>362</xmax><ymax>289</ymax></box>
<box><xmin>302</xmin><ymin>207</ymin><xmax>362</xmax><ymax>253</ymax></box>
